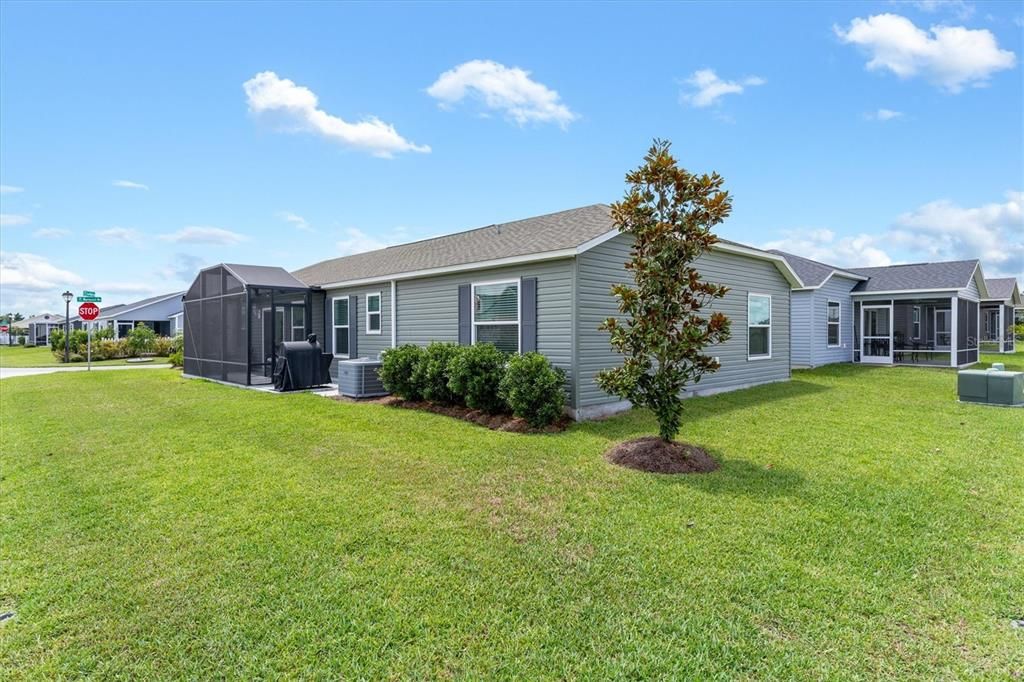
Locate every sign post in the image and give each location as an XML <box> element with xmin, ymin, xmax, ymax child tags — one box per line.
<box><xmin>78</xmin><ymin>301</ymin><xmax>101</xmax><ymax>371</ymax></box>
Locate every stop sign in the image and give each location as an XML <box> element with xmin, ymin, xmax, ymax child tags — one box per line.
<box><xmin>79</xmin><ymin>302</ymin><xmax>100</xmax><ymax>320</ymax></box>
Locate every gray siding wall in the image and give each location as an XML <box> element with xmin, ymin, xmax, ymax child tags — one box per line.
<box><xmin>321</xmin><ymin>285</ymin><xmax>393</xmax><ymax>381</ymax></box>
<box><xmin>962</xmin><ymin>277</ymin><xmax>980</xmax><ymax>301</ymax></box>
<box><xmin>806</xmin><ymin>275</ymin><xmax>857</xmax><ymax>366</ymax></box>
<box><xmin>791</xmin><ymin>290</ymin><xmax>813</xmax><ymax>367</ymax></box>
<box><xmin>395</xmin><ymin>259</ymin><xmax>576</xmax><ymax>405</ymax></box>
<box><xmin>105</xmin><ymin>296</ymin><xmax>183</xmax><ymax>325</ymax></box>
<box><xmin>575</xmin><ymin>233</ymin><xmax>791</xmax><ymax>409</ymax></box>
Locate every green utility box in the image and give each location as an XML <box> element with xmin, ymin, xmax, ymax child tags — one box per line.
<box><xmin>957</xmin><ymin>370</ymin><xmax>989</xmax><ymax>404</ymax></box>
<box><xmin>986</xmin><ymin>371</ymin><xmax>1024</xmax><ymax>406</ymax></box>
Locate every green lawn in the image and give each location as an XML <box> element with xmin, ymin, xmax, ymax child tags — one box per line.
<box><xmin>1</xmin><ymin>360</ymin><xmax>1022</xmax><ymax>679</ymax></box>
<box><xmin>0</xmin><ymin>344</ymin><xmax>168</xmax><ymax>368</ymax></box>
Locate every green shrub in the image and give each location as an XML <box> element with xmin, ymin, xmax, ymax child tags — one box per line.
<box><xmin>49</xmin><ymin>329</ymin><xmax>64</xmax><ymax>353</ymax></box>
<box><xmin>126</xmin><ymin>323</ymin><xmax>157</xmax><ymax>356</ymax></box>
<box><xmin>447</xmin><ymin>343</ymin><xmax>508</xmax><ymax>414</ymax></box>
<box><xmin>94</xmin><ymin>338</ymin><xmax>128</xmax><ymax>361</ymax></box>
<box><xmin>92</xmin><ymin>326</ymin><xmax>114</xmax><ymax>341</ymax></box>
<box><xmin>379</xmin><ymin>344</ymin><xmax>425</xmax><ymax>400</ymax></box>
<box><xmin>169</xmin><ymin>349</ymin><xmax>183</xmax><ymax>368</ymax></box>
<box><xmin>499</xmin><ymin>352</ymin><xmax>566</xmax><ymax>428</ymax></box>
<box><xmin>152</xmin><ymin>336</ymin><xmax>176</xmax><ymax>356</ymax></box>
<box><xmin>412</xmin><ymin>342</ymin><xmax>460</xmax><ymax>405</ymax></box>
<box><xmin>18</xmin><ymin>336</ymin><xmax>26</xmax><ymax>346</ymax></box>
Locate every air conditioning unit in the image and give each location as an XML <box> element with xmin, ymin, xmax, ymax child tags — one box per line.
<box><xmin>338</xmin><ymin>358</ymin><xmax>388</xmax><ymax>398</ymax></box>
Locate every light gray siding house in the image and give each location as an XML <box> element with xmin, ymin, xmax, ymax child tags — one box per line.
<box><xmin>292</xmin><ymin>204</ymin><xmax>802</xmax><ymax>420</ymax></box>
<box><xmin>980</xmin><ymin>277</ymin><xmax>1021</xmax><ymax>353</ymax></box>
<box><xmin>92</xmin><ymin>291</ymin><xmax>185</xmax><ymax>338</ymax></box>
<box><xmin>23</xmin><ymin>313</ymin><xmax>65</xmax><ymax>346</ymax></box>
<box><xmin>768</xmin><ymin>250</ymin><xmax>867</xmax><ymax>368</ymax></box>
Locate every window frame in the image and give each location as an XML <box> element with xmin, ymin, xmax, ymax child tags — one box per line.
<box><xmin>331</xmin><ymin>295</ymin><xmax>350</xmax><ymax>359</ymax></box>
<box><xmin>912</xmin><ymin>306</ymin><xmax>921</xmax><ymax>340</ymax></box>
<box><xmin>365</xmin><ymin>291</ymin><xmax>382</xmax><ymax>335</ymax></box>
<box><xmin>471</xmin><ymin>277</ymin><xmax>521</xmax><ymax>354</ymax></box>
<box><xmin>291</xmin><ymin>306</ymin><xmax>305</xmax><ymax>342</ymax></box>
<box><xmin>826</xmin><ymin>300</ymin><xmax>841</xmax><ymax>348</ymax></box>
<box><xmin>747</xmin><ymin>292</ymin><xmax>772</xmax><ymax>361</ymax></box>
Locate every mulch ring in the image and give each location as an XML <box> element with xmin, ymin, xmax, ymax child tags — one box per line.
<box><xmin>605</xmin><ymin>436</ymin><xmax>719</xmax><ymax>474</ymax></box>
<box><xmin>329</xmin><ymin>395</ymin><xmax>571</xmax><ymax>433</ymax></box>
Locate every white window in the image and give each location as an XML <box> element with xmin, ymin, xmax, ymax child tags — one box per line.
<box><xmin>748</xmin><ymin>293</ymin><xmax>772</xmax><ymax>359</ymax></box>
<box><xmin>826</xmin><ymin>300</ymin><xmax>841</xmax><ymax>347</ymax></box>
<box><xmin>366</xmin><ymin>292</ymin><xmax>382</xmax><ymax>334</ymax></box>
<box><xmin>912</xmin><ymin>306</ymin><xmax>921</xmax><ymax>340</ymax></box>
<box><xmin>472</xmin><ymin>279</ymin><xmax>519</xmax><ymax>354</ymax></box>
<box><xmin>291</xmin><ymin>306</ymin><xmax>305</xmax><ymax>341</ymax></box>
<box><xmin>332</xmin><ymin>296</ymin><xmax>349</xmax><ymax>358</ymax></box>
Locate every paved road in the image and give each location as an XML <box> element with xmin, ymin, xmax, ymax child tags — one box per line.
<box><xmin>0</xmin><ymin>364</ymin><xmax>173</xmax><ymax>380</ymax></box>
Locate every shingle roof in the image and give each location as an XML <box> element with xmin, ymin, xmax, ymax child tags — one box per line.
<box><xmin>95</xmin><ymin>292</ymin><xmax>183</xmax><ymax>321</ymax></box>
<box><xmin>293</xmin><ymin>204</ymin><xmax>617</xmax><ymax>286</ymax></box>
<box><xmin>984</xmin><ymin>277</ymin><xmax>1020</xmax><ymax>301</ymax></box>
<box><xmin>766</xmin><ymin>250</ymin><xmax>866</xmax><ymax>288</ymax></box>
<box><xmin>22</xmin><ymin>313</ymin><xmax>64</xmax><ymax>325</ymax></box>
<box><xmin>223</xmin><ymin>264</ymin><xmax>309</xmax><ymax>289</ymax></box>
<box><xmin>851</xmin><ymin>260</ymin><xmax>979</xmax><ymax>293</ymax></box>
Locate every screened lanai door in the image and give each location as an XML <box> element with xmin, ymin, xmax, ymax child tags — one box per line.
<box><xmin>861</xmin><ymin>304</ymin><xmax>892</xmax><ymax>364</ymax></box>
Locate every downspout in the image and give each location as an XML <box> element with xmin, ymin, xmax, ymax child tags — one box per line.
<box><xmin>390</xmin><ymin>280</ymin><xmax>397</xmax><ymax>348</ymax></box>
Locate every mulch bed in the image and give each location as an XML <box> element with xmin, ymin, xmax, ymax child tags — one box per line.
<box><xmin>605</xmin><ymin>436</ymin><xmax>719</xmax><ymax>474</ymax></box>
<box><xmin>329</xmin><ymin>395</ymin><xmax>571</xmax><ymax>433</ymax></box>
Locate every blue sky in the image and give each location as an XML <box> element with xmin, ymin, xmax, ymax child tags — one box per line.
<box><xmin>1</xmin><ymin>0</ymin><xmax>1021</xmax><ymax>314</ymax></box>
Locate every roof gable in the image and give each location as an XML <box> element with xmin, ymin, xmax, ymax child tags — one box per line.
<box><xmin>984</xmin><ymin>277</ymin><xmax>1022</xmax><ymax>303</ymax></box>
<box><xmin>851</xmin><ymin>259</ymin><xmax>982</xmax><ymax>294</ymax></box>
<box><xmin>767</xmin><ymin>250</ymin><xmax>866</xmax><ymax>288</ymax></box>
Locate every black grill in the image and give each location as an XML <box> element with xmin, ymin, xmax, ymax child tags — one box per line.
<box><xmin>272</xmin><ymin>334</ymin><xmax>333</xmax><ymax>391</ymax></box>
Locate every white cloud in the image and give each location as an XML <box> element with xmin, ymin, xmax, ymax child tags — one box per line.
<box><xmin>907</xmin><ymin>1</ymin><xmax>974</xmax><ymax>20</ymax></box>
<box><xmin>835</xmin><ymin>13</ymin><xmax>1016</xmax><ymax>92</ymax></box>
<box><xmin>278</xmin><ymin>211</ymin><xmax>312</xmax><ymax>232</ymax></box>
<box><xmin>763</xmin><ymin>229</ymin><xmax>894</xmax><ymax>268</ymax></box>
<box><xmin>335</xmin><ymin>226</ymin><xmax>411</xmax><ymax>256</ymax></box>
<box><xmin>890</xmin><ymin>190</ymin><xmax>1023</xmax><ymax>277</ymax></box>
<box><xmin>865</xmin><ymin>108</ymin><xmax>904</xmax><ymax>120</ymax></box>
<box><xmin>113</xmin><ymin>179</ymin><xmax>149</xmax><ymax>190</ymax></box>
<box><xmin>160</xmin><ymin>253</ymin><xmax>206</xmax><ymax>282</ymax></box>
<box><xmin>426</xmin><ymin>60</ymin><xmax>578</xmax><ymax>128</ymax></box>
<box><xmin>94</xmin><ymin>227</ymin><xmax>142</xmax><ymax>245</ymax></box>
<box><xmin>762</xmin><ymin>190</ymin><xmax>1023</xmax><ymax>280</ymax></box>
<box><xmin>243</xmin><ymin>71</ymin><xmax>430</xmax><ymax>158</ymax></box>
<box><xmin>0</xmin><ymin>185</ymin><xmax>24</xmax><ymax>194</ymax></box>
<box><xmin>158</xmin><ymin>226</ymin><xmax>247</xmax><ymax>245</ymax></box>
<box><xmin>33</xmin><ymin>228</ymin><xmax>72</xmax><ymax>239</ymax></box>
<box><xmin>0</xmin><ymin>251</ymin><xmax>85</xmax><ymax>292</ymax></box>
<box><xmin>1</xmin><ymin>213</ymin><xmax>31</xmax><ymax>227</ymax></box>
<box><xmin>680</xmin><ymin>69</ymin><xmax>766</xmax><ymax>108</ymax></box>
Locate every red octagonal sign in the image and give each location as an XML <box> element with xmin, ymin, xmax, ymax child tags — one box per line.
<box><xmin>79</xmin><ymin>302</ymin><xmax>100</xmax><ymax>321</ymax></box>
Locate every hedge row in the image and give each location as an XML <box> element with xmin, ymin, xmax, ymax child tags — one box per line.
<box><xmin>49</xmin><ymin>326</ymin><xmax>181</xmax><ymax>362</ymax></box>
<box><xmin>379</xmin><ymin>342</ymin><xmax>566</xmax><ymax>427</ymax></box>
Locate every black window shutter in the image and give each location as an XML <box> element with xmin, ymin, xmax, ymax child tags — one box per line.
<box><xmin>324</xmin><ymin>296</ymin><xmax>332</xmax><ymax>355</ymax></box>
<box><xmin>458</xmin><ymin>284</ymin><xmax>472</xmax><ymax>345</ymax></box>
<box><xmin>348</xmin><ymin>295</ymin><xmax>358</xmax><ymax>358</ymax></box>
<box><xmin>520</xmin><ymin>277</ymin><xmax>537</xmax><ymax>353</ymax></box>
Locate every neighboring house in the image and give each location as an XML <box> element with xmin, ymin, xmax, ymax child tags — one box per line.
<box><xmin>183</xmin><ymin>204</ymin><xmax>802</xmax><ymax>419</ymax></box>
<box><xmin>22</xmin><ymin>314</ymin><xmax>65</xmax><ymax>346</ymax></box>
<box><xmin>848</xmin><ymin>260</ymin><xmax>989</xmax><ymax>368</ymax></box>
<box><xmin>980</xmin><ymin>277</ymin><xmax>1021</xmax><ymax>353</ymax></box>
<box><xmin>767</xmin><ymin>250</ymin><xmax>867</xmax><ymax>368</ymax></box>
<box><xmin>92</xmin><ymin>292</ymin><xmax>185</xmax><ymax>338</ymax></box>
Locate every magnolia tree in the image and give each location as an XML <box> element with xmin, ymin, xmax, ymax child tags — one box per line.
<box><xmin>597</xmin><ymin>140</ymin><xmax>732</xmax><ymax>442</ymax></box>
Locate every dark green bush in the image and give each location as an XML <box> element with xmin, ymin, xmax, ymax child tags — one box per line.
<box><xmin>169</xmin><ymin>349</ymin><xmax>183</xmax><ymax>368</ymax></box>
<box><xmin>412</xmin><ymin>342</ymin><xmax>460</xmax><ymax>405</ymax></box>
<box><xmin>379</xmin><ymin>344</ymin><xmax>425</xmax><ymax>400</ymax></box>
<box><xmin>447</xmin><ymin>343</ymin><xmax>508</xmax><ymax>414</ymax></box>
<box><xmin>499</xmin><ymin>352</ymin><xmax>566</xmax><ymax>428</ymax></box>
<box><xmin>126</xmin><ymin>323</ymin><xmax>157</xmax><ymax>356</ymax></box>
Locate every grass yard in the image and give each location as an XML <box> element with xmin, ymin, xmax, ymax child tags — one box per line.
<box><xmin>0</xmin><ymin>344</ymin><xmax>169</xmax><ymax>368</ymax></box>
<box><xmin>1</xmin><ymin>359</ymin><xmax>1022</xmax><ymax>678</ymax></box>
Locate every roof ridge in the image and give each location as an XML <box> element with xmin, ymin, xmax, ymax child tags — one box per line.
<box><xmin>853</xmin><ymin>258</ymin><xmax>979</xmax><ymax>271</ymax></box>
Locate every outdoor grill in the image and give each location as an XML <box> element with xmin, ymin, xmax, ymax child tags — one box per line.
<box><xmin>272</xmin><ymin>334</ymin><xmax>333</xmax><ymax>391</ymax></box>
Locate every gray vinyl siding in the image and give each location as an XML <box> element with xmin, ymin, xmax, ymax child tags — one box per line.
<box><xmin>791</xmin><ymin>290</ymin><xmax>813</xmax><ymax>367</ymax></box>
<box><xmin>575</xmin><ymin>233</ymin><xmax>791</xmax><ymax>409</ymax></box>
<box><xmin>321</xmin><ymin>285</ymin><xmax>392</xmax><ymax>381</ymax></box>
<box><xmin>395</xmin><ymin>259</ymin><xmax>576</xmax><ymax>405</ymax></box>
<box><xmin>804</xmin><ymin>275</ymin><xmax>858</xmax><ymax>366</ymax></box>
<box><xmin>962</xmin><ymin>277</ymin><xmax>980</xmax><ymax>301</ymax></box>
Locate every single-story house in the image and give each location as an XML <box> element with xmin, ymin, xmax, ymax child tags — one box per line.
<box><xmin>22</xmin><ymin>313</ymin><xmax>65</xmax><ymax>346</ymax></box>
<box><xmin>772</xmin><ymin>251</ymin><xmax>994</xmax><ymax>368</ymax></box>
<box><xmin>87</xmin><ymin>291</ymin><xmax>185</xmax><ymax>338</ymax></box>
<box><xmin>980</xmin><ymin>277</ymin><xmax>1021</xmax><ymax>353</ymax></box>
<box><xmin>767</xmin><ymin>250</ymin><xmax>867</xmax><ymax>368</ymax></box>
<box><xmin>183</xmin><ymin>204</ymin><xmax>802</xmax><ymax>419</ymax></box>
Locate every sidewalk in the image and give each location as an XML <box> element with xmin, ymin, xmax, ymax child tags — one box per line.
<box><xmin>0</xmin><ymin>364</ymin><xmax>173</xmax><ymax>380</ymax></box>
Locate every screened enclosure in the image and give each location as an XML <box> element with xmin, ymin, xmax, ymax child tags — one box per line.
<box><xmin>183</xmin><ymin>264</ymin><xmax>315</xmax><ymax>386</ymax></box>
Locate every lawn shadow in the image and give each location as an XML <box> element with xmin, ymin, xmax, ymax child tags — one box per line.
<box><xmin>644</xmin><ymin>453</ymin><xmax>808</xmax><ymax>501</ymax></box>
